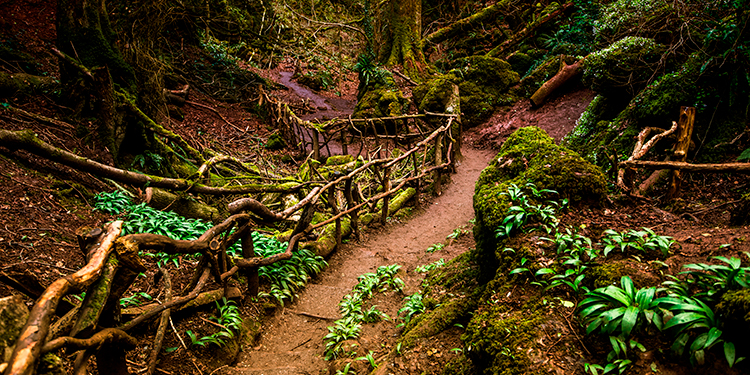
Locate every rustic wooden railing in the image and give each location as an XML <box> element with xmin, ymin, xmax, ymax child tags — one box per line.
<box><xmin>1</xmin><ymin>100</ymin><xmax>460</xmax><ymax>375</ymax></box>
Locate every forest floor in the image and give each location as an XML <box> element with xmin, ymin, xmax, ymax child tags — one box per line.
<box><xmin>2</xmin><ymin>2</ymin><xmax>750</xmax><ymax>373</ymax></box>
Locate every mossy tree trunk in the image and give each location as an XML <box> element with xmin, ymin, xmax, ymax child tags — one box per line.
<box><xmin>378</xmin><ymin>0</ymin><xmax>427</xmax><ymax>80</ymax></box>
<box><xmin>56</xmin><ymin>0</ymin><xmax>137</xmax><ymax>161</ymax></box>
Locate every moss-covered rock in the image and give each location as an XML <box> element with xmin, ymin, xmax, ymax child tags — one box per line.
<box><xmin>583</xmin><ymin>36</ymin><xmax>666</xmax><ymax>95</ymax></box>
<box><xmin>414</xmin><ymin>56</ymin><xmax>520</xmax><ymax>128</ymax></box>
<box><xmin>265</xmin><ymin>133</ymin><xmax>286</xmax><ymax>150</ymax></box>
<box><xmin>507</xmin><ymin>52</ymin><xmax>534</xmax><ymax>76</ymax></box>
<box><xmin>473</xmin><ymin>126</ymin><xmax>607</xmax><ymax>281</ymax></box>
<box><xmin>0</xmin><ymin>295</ymin><xmax>29</xmax><ymax>364</ymax></box>
<box><xmin>462</xmin><ymin>300</ymin><xmax>545</xmax><ymax>375</ymax></box>
<box><xmin>353</xmin><ymin>77</ymin><xmax>408</xmax><ymax>133</ymax></box>
<box><xmin>715</xmin><ymin>289</ymin><xmax>750</xmax><ymax>344</ymax></box>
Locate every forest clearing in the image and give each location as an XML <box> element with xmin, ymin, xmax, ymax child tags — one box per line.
<box><xmin>1</xmin><ymin>0</ymin><xmax>749</xmax><ymax>374</ymax></box>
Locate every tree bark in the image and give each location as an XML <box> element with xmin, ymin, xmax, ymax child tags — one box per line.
<box><xmin>667</xmin><ymin>106</ymin><xmax>696</xmax><ymax>198</ymax></box>
<box><xmin>378</xmin><ymin>0</ymin><xmax>427</xmax><ymax>79</ymax></box>
<box><xmin>529</xmin><ymin>57</ymin><xmax>583</xmax><ymax>107</ymax></box>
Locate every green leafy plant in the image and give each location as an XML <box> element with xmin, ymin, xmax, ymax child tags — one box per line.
<box><xmin>579</xmin><ymin>276</ymin><xmax>663</xmax><ymax>337</ymax></box>
<box><xmin>680</xmin><ymin>255</ymin><xmax>750</xmax><ymax>299</ymax></box>
<box><xmin>397</xmin><ymin>292</ymin><xmax>425</xmax><ymax>328</ymax></box>
<box><xmin>186</xmin><ymin>298</ymin><xmax>243</xmax><ymax>348</ymax></box>
<box><xmin>426</xmin><ymin>243</ymin><xmax>445</xmax><ymax>253</ymax></box>
<box><xmin>93</xmin><ymin>190</ymin><xmax>133</xmax><ymax>215</ymax></box>
<box><xmin>495</xmin><ymin>183</ymin><xmax>565</xmax><ymax>239</ymax></box>
<box><xmin>324</xmin><ymin>316</ymin><xmax>362</xmax><ymax>360</ymax></box>
<box><xmin>356</xmin><ymin>350</ymin><xmax>378</xmax><ymax>370</ymax></box>
<box><xmin>119</xmin><ymin>291</ymin><xmax>152</xmax><ymax>307</ymax></box>
<box><xmin>334</xmin><ymin>362</ymin><xmax>356</xmax><ymax>375</ymax></box>
<box><xmin>658</xmin><ymin>295</ymin><xmax>743</xmax><ymax>366</ymax></box>
<box><xmin>600</xmin><ymin>228</ymin><xmax>674</xmax><ymax>257</ymax></box>
<box><xmin>415</xmin><ymin>259</ymin><xmax>445</xmax><ymax>273</ymax></box>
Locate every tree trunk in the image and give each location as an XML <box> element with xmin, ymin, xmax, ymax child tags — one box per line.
<box><xmin>378</xmin><ymin>0</ymin><xmax>427</xmax><ymax>79</ymax></box>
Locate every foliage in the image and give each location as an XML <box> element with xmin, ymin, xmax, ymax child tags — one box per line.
<box><xmin>93</xmin><ymin>190</ymin><xmax>133</xmax><ymax>215</ymax></box>
<box><xmin>600</xmin><ymin>228</ymin><xmax>675</xmax><ymax>258</ymax></box>
<box><xmin>494</xmin><ymin>183</ymin><xmax>565</xmax><ymax>239</ymax></box>
<box><xmin>579</xmin><ymin>276</ymin><xmax>662</xmax><ymax>337</ymax></box>
<box><xmin>324</xmin><ymin>264</ymin><xmax>403</xmax><ymax>359</ymax></box>
<box><xmin>354</xmin><ymin>53</ymin><xmax>391</xmax><ymax>88</ymax></box>
<box><xmin>186</xmin><ymin>298</ymin><xmax>243</xmax><ymax>347</ymax></box>
<box><xmin>119</xmin><ymin>291</ymin><xmax>152</xmax><ymax>307</ymax></box>
<box><xmin>93</xmin><ymin>191</ymin><xmax>327</xmax><ymax>305</ymax></box>
<box><xmin>415</xmin><ymin>259</ymin><xmax>446</xmax><ymax>273</ymax></box>
<box><xmin>397</xmin><ymin>292</ymin><xmax>426</xmax><ymax>328</ymax></box>
<box><xmin>680</xmin><ymin>255</ymin><xmax>750</xmax><ymax>300</ymax></box>
<box><xmin>426</xmin><ymin>243</ymin><xmax>445</xmax><ymax>253</ymax></box>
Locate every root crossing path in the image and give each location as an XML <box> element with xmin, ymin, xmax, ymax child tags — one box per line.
<box><xmin>225</xmin><ymin>145</ymin><xmax>494</xmax><ymax>375</ymax></box>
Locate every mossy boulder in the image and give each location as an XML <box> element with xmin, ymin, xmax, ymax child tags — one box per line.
<box><xmin>507</xmin><ymin>52</ymin><xmax>534</xmax><ymax>76</ymax></box>
<box><xmin>265</xmin><ymin>133</ymin><xmax>286</xmax><ymax>150</ymax></box>
<box><xmin>0</xmin><ymin>295</ymin><xmax>29</xmax><ymax>364</ymax></box>
<box><xmin>412</xmin><ymin>74</ymin><xmax>460</xmax><ymax>115</ymax></box>
<box><xmin>414</xmin><ymin>56</ymin><xmax>519</xmax><ymax>128</ymax></box>
<box><xmin>583</xmin><ymin>36</ymin><xmax>666</xmax><ymax>95</ymax></box>
<box><xmin>473</xmin><ymin>126</ymin><xmax>607</xmax><ymax>281</ymax></box>
<box><xmin>455</xmin><ymin>56</ymin><xmax>520</xmax><ymax>127</ymax></box>
<box><xmin>462</xmin><ymin>300</ymin><xmax>545</xmax><ymax>375</ymax></box>
<box><xmin>353</xmin><ymin>78</ymin><xmax>408</xmax><ymax>134</ymax></box>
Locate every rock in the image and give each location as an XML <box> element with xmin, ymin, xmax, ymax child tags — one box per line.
<box><xmin>0</xmin><ymin>295</ymin><xmax>30</xmax><ymax>364</ymax></box>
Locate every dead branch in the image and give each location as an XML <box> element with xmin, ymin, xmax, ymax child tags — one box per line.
<box><xmin>6</xmin><ymin>221</ymin><xmax>123</xmax><ymax>375</ymax></box>
<box><xmin>619</xmin><ymin>160</ymin><xmax>750</xmax><ymax>173</ymax></box>
<box><xmin>119</xmin><ymin>268</ymin><xmax>211</xmax><ymax>331</ymax></box>
<box><xmin>146</xmin><ymin>269</ymin><xmax>172</xmax><ymax>375</ymax></box>
<box><xmin>617</xmin><ymin>121</ymin><xmax>679</xmax><ymax>191</ymax></box>
<box><xmin>0</xmin><ymin>129</ymin><xmax>308</xmax><ymax>195</ymax></box>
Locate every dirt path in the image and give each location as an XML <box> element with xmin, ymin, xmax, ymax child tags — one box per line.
<box><xmin>223</xmin><ymin>145</ymin><xmax>494</xmax><ymax>375</ymax></box>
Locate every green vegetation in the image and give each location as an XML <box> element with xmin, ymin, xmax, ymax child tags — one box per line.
<box><xmin>187</xmin><ymin>298</ymin><xmax>243</xmax><ymax>347</ymax></box>
<box><xmin>93</xmin><ymin>191</ymin><xmax>327</xmax><ymax>305</ymax></box>
<box><xmin>324</xmin><ymin>264</ymin><xmax>404</xmax><ymax>360</ymax></box>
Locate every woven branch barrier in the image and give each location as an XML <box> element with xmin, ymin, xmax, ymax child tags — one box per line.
<box><xmin>3</xmin><ymin>101</ymin><xmax>459</xmax><ymax>374</ymax></box>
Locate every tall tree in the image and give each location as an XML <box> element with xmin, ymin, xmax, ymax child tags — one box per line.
<box><xmin>377</xmin><ymin>0</ymin><xmax>428</xmax><ymax>79</ymax></box>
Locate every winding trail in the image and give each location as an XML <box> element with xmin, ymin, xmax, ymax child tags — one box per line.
<box><xmin>223</xmin><ymin>145</ymin><xmax>494</xmax><ymax>375</ymax></box>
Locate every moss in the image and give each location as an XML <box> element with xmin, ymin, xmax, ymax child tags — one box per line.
<box><xmin>38</xmin><ymin>353</ymin><xmax>65</xmax><ymax>375</ymax></box>
<box><xmin>325</xmin><ymin>155</ymin><xmax>355</xmax><ymax>166</ymax></box>
<box><xmin>412</xmin><ymin>74</ymin><xmax>460</xmax><ymax>114</ymax></box>
<box><xmin>265</xmin><ymin>133</ymin><xmax>286</xmax><ymax>150</ymax></box>
<box><xmin>353</xmin><ymin>78</ymin><xmax>408</xmax><ymax>120</ymax></box>
<box><xmin>0</xmin><ymin>295</ymin><xmax>29</xmax><ymax>363</ymax></box>
<box><xmin>582</xmin><ymin>37</ymin><xmax>666</xmax><ymax>95</ymax></box>
<box><xmin>399</xmin><ymin>296</ymin><xmax>478</xmax><ymax>349</ymax></box>
<box><xmin>441</xmin><ymin>355</ymin><xmax>476</xmax><ymax>375</ymax></box>
<box><xmin>588</xmin><ymin>261</ymin><xmax>635</xmax><ymax>289</ymax></box>
<box><xmin>473</xmin><ymin>126</ymin><xmax>607</xmax><ymax>281</ymax></box>
<box><xmin>507</xmin><ymin>52</ymin><xmax>534</xmax><ymax>76</ymax></box>
<box><xmin>462</xmin><ymin>299</ymin><xmax>545</xmax><ymax>375</ymax></box>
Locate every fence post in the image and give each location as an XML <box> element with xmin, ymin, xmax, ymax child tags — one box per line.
<box><xmin>434</xmin><ymin>132</ymin><xmax>443</xmax><ymax>195</ymax></box>
<box><xmin>312</xmin><ymin>128</ymin><xmax>320</xmax><ymax>160</ymax></box>
<box><xmin>668</xmin><ymin>106</ymin><xmax>696</xmax><ymax>198</ymax></box>
<box><xmin>381</xmin><ymin>167</ymin><xmax>391</xmax><ymax>223</ymax></box>
<box><xmin>344</xmin><ymin>177</ymin><xmax>359</xmax><ymax>240</ymax></box>
<box><xmin>241</xmin><ymin>226</ymin><xmax>258</xmax><ymax>297</ymax></box>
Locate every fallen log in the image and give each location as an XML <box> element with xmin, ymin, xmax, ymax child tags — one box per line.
<box><xmin>487</xmin><ymin>2</ymin><xmax>573</xmax><ymax>58</ymax></box>
<box><xmin>529</xmin><ymin>57</ymin><xmax>583</xmax><ymax>107</ymax></box>
<box><xmin>5</xmin><ymin>221</ymin><xmax>123</xmax><ymax>375</ymax></box>
<box><xmin>0</xmin><ymin>129</ymin><xmax>309</xmax><ymax>196</ymax></box>
<box><xmin>423</xmin><ymin>0</ymin><xmax>513</xmax><ymax>46</ymax></box>
<box><xmin>144</xmin><ymin>187</ymin><xmax>220</xmax><ymax>221</ymax></box>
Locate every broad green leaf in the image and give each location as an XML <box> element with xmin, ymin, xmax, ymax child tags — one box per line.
<box><xmin>621</xmin><ymin>306</ymin><xmax>639</xmax><ymax>337</ymax></box>
<box><xmin>725</xmin><ymin>342</ymin><xmax>736</xmax><ymax>367</ymax></box>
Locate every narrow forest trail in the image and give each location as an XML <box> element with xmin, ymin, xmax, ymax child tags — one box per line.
<box><xmin>223</xmin><ymin>145</ymin><xmax>494</xmax><ymax>375</ymax></box>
